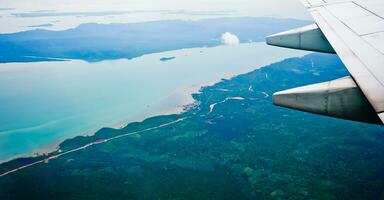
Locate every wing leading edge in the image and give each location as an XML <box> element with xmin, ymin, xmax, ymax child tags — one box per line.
<box><xmin>266</xmin><ymin>0</ymin><xmax>384</xmax><ymax>124</ymax></box>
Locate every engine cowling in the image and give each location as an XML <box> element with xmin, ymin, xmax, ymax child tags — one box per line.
<box><xmin>273</xmin><ymin>76</ymin><xmax>382</xmax><ymax>124</ymax></box>
<box><xmin>266</xmin><ymin>23</ymin><xmax>335</xmax><ymax>54</ymax></box>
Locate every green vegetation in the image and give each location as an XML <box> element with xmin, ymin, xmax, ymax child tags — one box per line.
<box><xmin>1</xmin><ymin>53</ymin><xmax>383</xmax><ymax>200</ymax></box>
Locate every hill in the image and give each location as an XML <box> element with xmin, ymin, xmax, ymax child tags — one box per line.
<box><xmin>0</xmin><ymin>17</ymin><xmax>309</xmax><ymax>63</ymax></box>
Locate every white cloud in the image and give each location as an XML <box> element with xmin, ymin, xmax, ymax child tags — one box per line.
<box><xmin>221</xmin><ymin>32</ymin><xmax>240</xmax><ymax>45</ymax></box>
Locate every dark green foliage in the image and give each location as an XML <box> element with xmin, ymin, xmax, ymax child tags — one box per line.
<box><xmin>1</xmin><ymin>53</ymin><xmax>384</xmax><ymax>200</ymax></box>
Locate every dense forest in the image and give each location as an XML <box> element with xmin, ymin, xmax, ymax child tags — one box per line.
<box><xmin>1</xmin><ymin>53</ymin><xmax>384</xmax><ymax>200</ymax></box>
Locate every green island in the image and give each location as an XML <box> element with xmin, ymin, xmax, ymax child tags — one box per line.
<box><xmin>1</xmin><ymin>53</ymin><xmax>384</xmax><ymax>200</ymax></box>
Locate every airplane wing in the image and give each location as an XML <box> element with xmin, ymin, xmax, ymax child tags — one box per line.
<box><xmin>266</xmin><ymin>0</ymin><xmax>384</xmax><ymax>124</ymax></box>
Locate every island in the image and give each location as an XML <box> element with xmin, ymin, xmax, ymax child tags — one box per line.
<box><xmin>160</xmin><ymin>56</ymin><xmax>176</xmax><ymax>62</ymax></box>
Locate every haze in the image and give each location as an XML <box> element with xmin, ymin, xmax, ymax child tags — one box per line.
<box><xmin>0</xmin><ymin>0</ymin><xmax>311</xmax><ymax>33</ymax></box>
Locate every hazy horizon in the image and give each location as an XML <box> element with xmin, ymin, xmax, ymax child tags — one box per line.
<box><xmin>0</xmin><ymin>0</ymin><xmax>311</xmax><ymax>33</ymax></box>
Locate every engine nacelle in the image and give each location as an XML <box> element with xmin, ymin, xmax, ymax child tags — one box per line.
<box><xmin>273</xmin><ymin>76</ymin><xmax>382</xmax><ymax>124</ymax></box>
<box><xmin>266</xmin><ymin>24</ymin><xmax>336</xmax><ymax>53</ymax></box>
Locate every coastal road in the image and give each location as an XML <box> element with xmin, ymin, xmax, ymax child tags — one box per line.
<box><xmin>0</xmin><ymin>117</ymin><xmax>187</xmax><ymax>177</ymax></box>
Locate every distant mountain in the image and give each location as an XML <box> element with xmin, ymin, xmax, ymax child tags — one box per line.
<box><xmin>0</xmin><ymin>17</ymin><xmax>310</xmax><ymax>63</ymax></box>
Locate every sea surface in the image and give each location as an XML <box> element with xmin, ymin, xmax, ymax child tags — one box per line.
<box><xmin>0</xmin><ymin>42</ymin><xmax>307</xmax><ymax>161</ymax></box>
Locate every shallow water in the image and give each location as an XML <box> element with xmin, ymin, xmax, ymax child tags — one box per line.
<box><xmin>0</xmin><ymin>42</ymin><xmax>307</xmax><ymax>161</ymax></box>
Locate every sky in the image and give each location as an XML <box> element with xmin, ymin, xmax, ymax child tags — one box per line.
<box><xmin>0</xmin><ymin>0</ymin><xmax>312</xmax><ymax>33</ymax></box>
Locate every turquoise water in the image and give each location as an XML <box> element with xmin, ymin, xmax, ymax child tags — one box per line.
<box><xmin>0</xmin><ymin>43</ymin><xmax>307</xmax><ymax>161</ymax></box>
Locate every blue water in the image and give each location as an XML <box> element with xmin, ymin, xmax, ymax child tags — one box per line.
<box><xmin>0</xmin><ymin>43</ymin><xmax>307</xmax><ymax>161</ymax></box>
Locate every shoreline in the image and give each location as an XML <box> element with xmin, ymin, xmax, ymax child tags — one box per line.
<box><xmin>0</xmin><ymin>68</ymin><xmax>237</xmax><ymax>164</ymax></box>
<box><xmin>0</xmin><ymin>45</ymin><xmax>309</xmax><ymax>165</ymax></box>
<box><xmin>0</xmin><ymin>42</ymin><xmax>245</xmax><ymax>66</ymax></box>
<box><xmin>0</xmin><ymin>82</ymin><xmax>203</xmax><ymax>165</ymax></box>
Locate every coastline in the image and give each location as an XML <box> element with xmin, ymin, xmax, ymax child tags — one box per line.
<box><xmin>0</xmin><ymin>82</ymin><xmax>201</xmax><ymax>165</ymax></box>
<box><xmin>0</xmin><ymin>44</ymin><xmax>309</xmax><ymax>164</ymax></box>
<box><xmin>3</xmin><ymin>52</ymin><xmax>384</xmax><ymax>199</ymax></box>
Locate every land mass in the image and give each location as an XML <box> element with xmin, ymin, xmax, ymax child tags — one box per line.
<box><xmin>0</xmin><ymin>17</ymin><xmax>309</xmax><ymax>63</ymax></box>
<box><xmin>160</xmin><ymin>56</ymin><xmax>176</xmax><ymax>62</ymax></box>
<box><xmin>1</xmin><ymin>53</ymin><xmax>384</xmax><ymax>199</ymax></box>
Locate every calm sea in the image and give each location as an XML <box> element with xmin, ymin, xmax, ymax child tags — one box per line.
<box><xmin>0</xmin><ymin>42</ymin><xmax>307</xmax><ymax>161</ymax></box>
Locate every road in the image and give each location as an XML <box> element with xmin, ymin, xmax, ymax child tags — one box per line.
<box><xmin>0</xmin><ymin>117</ymin><xmax>187</xmax><ymax>177</ymax></box>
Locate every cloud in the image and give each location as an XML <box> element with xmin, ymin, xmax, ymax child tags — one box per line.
<box><xmin>221</xmin><ymin>32</ymin><xmax>240</xmax><ymax>45</ymax></box>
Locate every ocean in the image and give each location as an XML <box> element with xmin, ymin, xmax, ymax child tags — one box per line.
<box><xmin>0</xmin><ymin>42</ymin><xmax>307</xmax><ymax>162</ymax></box>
